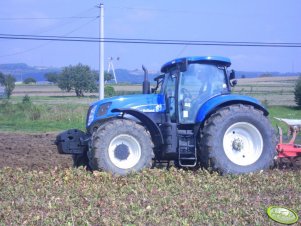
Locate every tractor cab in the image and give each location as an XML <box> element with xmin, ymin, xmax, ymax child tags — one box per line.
<box><xmin>155</xmin><ymin>56</ymin><xmax>234</xmax><ymax>124</ymax></box>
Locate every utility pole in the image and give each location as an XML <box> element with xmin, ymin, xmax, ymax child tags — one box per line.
<box><xmin>98</xmin><ymin>3</ymin><xmax>104</xmax><ymax>100</ymax></box>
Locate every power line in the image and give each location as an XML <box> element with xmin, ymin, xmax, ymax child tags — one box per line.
<box><xmin>0</xmin><ymin>7</ymin><xmax>98</xmax><ymax>58</ymax></box>
<box><xmin>33</xmin><ymin>7</ymin><xmax>98</xmax><ymax>36</ymax></box>
<box><xmin>0</xmin><ymin>16</ymin><xmax>98</xmax><ymax>21</ymax></box>
<box><xmin>0</xmin><ymin>7</ymin><xmax>97</xmax><ymax>22</ymax></box>
<box><xmin>109</xmin><ymin>6</ymin><xmax>217</xmax><ymax>15</ymax></box>
<box><xmin>0</xmin><ymin>18</ymin><xmax>98</xmax><ymax>58</ymax></box>
<box><xmin>0</xmin><ymin>34</ymin><xmax>301</xmax><ymax>47</ymax></box>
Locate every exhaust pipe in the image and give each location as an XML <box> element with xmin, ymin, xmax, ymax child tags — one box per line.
<box><xmin>142</xmin><ymin>65</ymin><xmax>150</xmax><ymax>94</ymax></box>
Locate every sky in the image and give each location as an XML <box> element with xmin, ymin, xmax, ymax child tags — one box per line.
<box><xmin>0</xmin><ymin>0</ymin><xmax>300</xmax><ymax>73</ymax></box>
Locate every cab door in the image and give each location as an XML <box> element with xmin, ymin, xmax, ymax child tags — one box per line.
<box><xmin>163</xmin><ymin>72</ymin><xmax>178</xmax><ymax>123</ymax></box>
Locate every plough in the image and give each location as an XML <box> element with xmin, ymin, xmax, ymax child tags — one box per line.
<box><xmin>275</xmin><ymin>117</ymin><xmax>301</xmax><ymax>168</ymax></box>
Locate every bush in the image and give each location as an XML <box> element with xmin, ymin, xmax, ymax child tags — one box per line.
<box><xmin>105</xmin><ymin>86</ymin><xmax>116</xmax><ymax>97</ymax></box>
<box><xmin>23</xmin><ymin>77</ymin><xmax>36</xmax><ymax>84</ymax></box>
<box><xmin>0</xmin><ymin>99</ymin><xmax>41</xmax><ymax>121</ymax></box>
<box><xmin>294</xmin><ymin>76</ymin><xmax>301</xmax><ymax>107</ymax></box>
<box><xmin>22</xmin><ymin>95</ymin><xmax>31</xmax><ymax>104</ymax></box>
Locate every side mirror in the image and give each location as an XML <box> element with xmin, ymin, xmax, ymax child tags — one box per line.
<box><xmin>229</xmin><ymin>69</ymin><xmax>235</xmax><ymax>80</ymax></box>
<box><xmin>229</xmin><ymin>69</ymin><xmax>237</xmax><ymax>87</ymax></box>
<box><xmin>231</xmin><ymin>80</ymin><xmax>238</xmax><ymax>87</ymax></box>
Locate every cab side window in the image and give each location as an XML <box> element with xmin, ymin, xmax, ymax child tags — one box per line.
<box><xmin>164</xmin><ymin>73</ymin><xmax>177</xmax><ymax>121</ymax></box>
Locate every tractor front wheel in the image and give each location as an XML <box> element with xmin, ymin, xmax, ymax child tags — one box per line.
<box><xmin>72</xmin><ymin>153</ymin><xmax>90</xmax><ymax>169</ymax></box>
<box><xmin>90</xmin><ymin>119</ymin><xmax>154</xmax><ymax>175</ymax></box>
<box><xmin>200</xmin><ymin>104</ymin><xmax>276</xmax><ymax>174</ymax></box>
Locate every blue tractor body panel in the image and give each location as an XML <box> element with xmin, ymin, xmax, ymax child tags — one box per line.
<box><xmin>87</xmin><ymin>94</ymin><xmax>166</xmax><ymax>127</ymax></box>
<box><xmin>87</xmin><ymin>93</ymin><xmax>267</xmax><ymax>128</ymax></box>
<box><xmin>195</xmin><ymin>94</ymin><xmax>268</xmax><ymax>123</ymax></box>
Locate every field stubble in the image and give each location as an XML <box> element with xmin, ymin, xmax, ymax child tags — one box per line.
<box><xmin>0</xmin><ymin>131</ymin><xmax>300</xmax><ymax>225</ymax></box>
<box><xmin>0</xmin><ymin>166</ymin><xmax>300</xmax><ymax>225</ymax></box>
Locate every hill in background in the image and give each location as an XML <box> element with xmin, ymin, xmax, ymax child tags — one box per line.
<box><xmin>0</xmin><ymin>63</ymin><xmax>61</xmax><ymax>83</ymax></box>
<box><xmin>0</xmin><ymin>63</ymin><xmax>299</xmax><ymax>84</ymax></box>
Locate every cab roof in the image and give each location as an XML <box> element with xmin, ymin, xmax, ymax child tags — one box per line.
<box><xmin>161</xmin><ymin>56</ymin><xmax>231</xmax><ymax>73</ymax></box>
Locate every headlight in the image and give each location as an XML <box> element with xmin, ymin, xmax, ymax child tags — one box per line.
<box><xmin>87</xmin><ymin>105</ymin><xmax>97</xmax><ymax>126</ymax></box>
<box><xmin>97</xmin><ymin>102</ymin><xmax>112</xmax><ymax>117</ymax></box>
<box><xmin>87</xmin><ymin>102</ymin><xmax>112</xmax><ymax>127</ymax></box>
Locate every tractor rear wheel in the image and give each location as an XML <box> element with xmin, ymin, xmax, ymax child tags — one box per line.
<box><xmin>90</xmin><ymin>119</ymin><xmax>154</xmax><ymax>175</ymax></box>
<box><xmin>199</xmin><ymin>104</ymin><xmax>276</xmax><ymax>174</ymax></box>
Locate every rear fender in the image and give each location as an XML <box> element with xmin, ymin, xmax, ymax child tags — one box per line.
<box><xmin>112</xmin><ymin>108</ymin><xmax>164</xmax><ymax>147</ymax></box>
<box><xmin>196</xmin><ymin>94</ymin><xmax>268</xmax><ymax>123</ymax></box>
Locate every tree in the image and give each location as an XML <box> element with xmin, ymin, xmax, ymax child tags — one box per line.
<box><xmin>294</xmin><ymin>75</ymin><xmax>301</xmax><ymax>107</ymax></box>
<box><xmin>0</xmin><ymin>72</ymin><xmax>16</xmax><ymax>99</ymax></box>
<box><xmin>23</xmin><ymin>77</ymin><xmax>36</xmax><ymax>84</ymax></box>
<box><xmin>45</xmin><ymin>72</ymin><xmax>59</xmax><ymax>84</ymax></box>
<box><xmin>104</xmin><ymin>72</ymin><xmax>114</xmax><ymax>82</ymax></box>
<box><xmin>58</xmin><ymin>63</ymin><xmax>98</xmax><ymax>97</ymax></box>
<box><xmin>0</xmin><ymin>73</ymin><xmax>4</xmax><ymax>85</ymax></box>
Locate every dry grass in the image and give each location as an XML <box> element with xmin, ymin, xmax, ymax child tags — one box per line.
<box><xmin>233</xmin><ymin>77</ymin><xmax>298</xmax><ymax>106</ymax></box>
<box><xmin>236</xmin><ymin>76</ymin><xmax>298</xmax><ymax>85</ymax></box>
<box><xmin>13</xmin><ymin>76</ymin><xmax>299</xmax><ymax>106</ymax></box>
<box><xmin>13</xmin><ymin>84</ymin><xmax>141</xmax><ymax>96</ymax></box>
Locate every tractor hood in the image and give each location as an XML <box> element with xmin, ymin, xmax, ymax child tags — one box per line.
<box><xmin>86</xmin><ymin>94</ymin><xmax>165</xmax><ymax>127</ymax></box>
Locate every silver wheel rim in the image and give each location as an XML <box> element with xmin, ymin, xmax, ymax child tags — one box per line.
<box><xmin>108</xmin><ymin>134</ymin><xmax>141</xmax><ymax>169</ymax></box>
<box><xmin>223</xmin><ymin>122</ymin><xmax>263</xmax><ymax>166</ymax></box>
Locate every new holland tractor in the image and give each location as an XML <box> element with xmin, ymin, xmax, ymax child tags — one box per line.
<box><xmin>56</xmin><ymin>56</ymin><xmax>276</xmax><ymax>175</ymax></box>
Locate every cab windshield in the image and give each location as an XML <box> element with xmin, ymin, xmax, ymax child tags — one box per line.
<box><xmin>179</xmin><ymin>64</ymin><xmax>227</xmax><ymax>98</ymax></box>
<box><xmin>178</xmin><ymin>63</ymin><xmax>228</xmax><ymax>123</ymax></box>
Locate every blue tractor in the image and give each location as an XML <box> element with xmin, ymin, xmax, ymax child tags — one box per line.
<box><xmin>56</xmin><ymin>56</ymin><xmax>276</xmax><ymax>175</ymax></box>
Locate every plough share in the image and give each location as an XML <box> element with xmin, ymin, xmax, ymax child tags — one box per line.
<box><xmin>275</xmin><ymin>117</ymin><xmax>301</xmax><ymax>168</ymax></box>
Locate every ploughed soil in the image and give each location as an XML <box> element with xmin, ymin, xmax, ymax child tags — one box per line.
<box><xmin>0</xmin><ymin>132</ymin><xmax>300</xmax><ymax>171</ymax></box>
<box><xmin>0</xmin><ymin>132</ymin><xmax>73</xmax><ymax>170</ymax></box>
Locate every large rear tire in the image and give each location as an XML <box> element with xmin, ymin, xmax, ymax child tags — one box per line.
<box><xmin>90</xmin><ymin>119</ymin><xmax>154</xmax><ymax>175</ymax></box>
<box><xmin>199</xmin><ymin>104</ymin><xmax>277</xmax><ymax>174</ymax></box>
